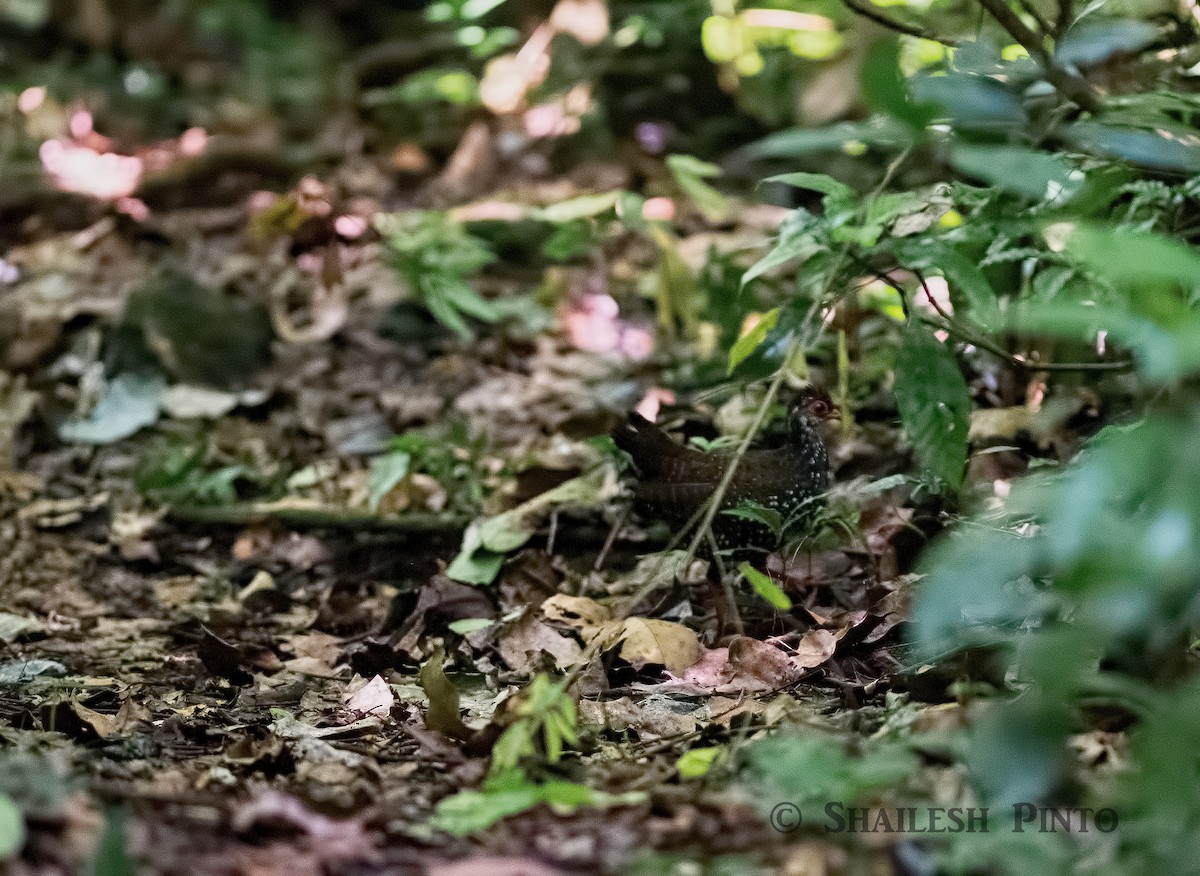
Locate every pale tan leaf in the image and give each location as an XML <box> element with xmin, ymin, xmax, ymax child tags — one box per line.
<box><xmin>613</xmin><ymin>618</ymin><xmax>702</xmax><ymax>674</ymax></box>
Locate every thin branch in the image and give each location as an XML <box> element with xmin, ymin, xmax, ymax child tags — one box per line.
<box><xmin>975</xmin><ymin>0</ymin><xmax>1102</xmax><ymax>112</ymax></box>
<box><xmin>912</xmin><ymin>269</ymin><xmax>1133</xmax><ymax>372</ymax></box>
<box><xmin>1016</xmin><ymin>0</ymin><xmax>1053</xmax><ymax>37</ymax></box>
<box><xmin>856</xmin><ymin>261</ymin><xmax>1133</xmax><ymax>372</ymax></box>
<box><xmin>920</xmin><ymin>315</ymin><xmax>1133</xmax><ymax>372</ymax></box>
<box><xmin>841</xmin><ymin>0</ymin><xmax>961</xmax><ymax>46</ymax></box>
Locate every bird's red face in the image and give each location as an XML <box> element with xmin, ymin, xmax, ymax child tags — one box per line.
<box><xmin>786</xmin><ymin>388</ymin><xmax>840</xmax><ymax>441</ymax></box>
<box><xmin>803</xmin><ymin>391</ymin><xmax>841</xmax><ymax>423</ymax></box>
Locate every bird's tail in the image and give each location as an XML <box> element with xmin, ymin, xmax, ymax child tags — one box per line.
<box><xmin>611</xmin><ymin>413</ymin><xmax>681</xmax><ymax>478</ymax></box>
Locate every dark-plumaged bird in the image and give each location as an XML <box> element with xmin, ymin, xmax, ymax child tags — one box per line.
<box><xmin>613</xmin><ymin>387</ymin><xmax>840</xmax><ymax>560</ymax></box>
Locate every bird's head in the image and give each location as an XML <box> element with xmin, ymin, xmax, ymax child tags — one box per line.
<box><xmin>787</xmin><ymin>386</ymin><xmax>840</xmax><ymax>439</ymax></box>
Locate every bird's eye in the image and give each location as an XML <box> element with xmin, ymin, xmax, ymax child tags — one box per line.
<box><xmin>809</xmin><ymin>400</ymin><xmax>828</xmax><ymax>415</ymax></box>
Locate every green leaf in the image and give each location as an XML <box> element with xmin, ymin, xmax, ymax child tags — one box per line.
<box><xmin>423</xmin><ymin>281</ymin><xmax>475</xmax><ymax>340</ymax></box>
<box><xmin>739</xmin><ymin>562</ymin><xmax>792</xmax><ymax>610</ymax></box>
<box><xmin>1056</xmin><ymin>19</ymin><xmax>1157</xmax><ymax>67</ymax></box>
<box><xmin>542</xmin><ymin>220</ymin><xmax>594</xmax><ymax>261</ymax></box>
<box><xmin>418</xmin><ymin>648</ymin><xmax>468</xmax><ymax>737</ymax></box>
<box><xmin>894</xmin><ymin>322</ymin><xmax>971</xmax><ymax>489</ymax></box>
<box><xmin>431</xmin><ymin>771</ymin><xmax>645</xmax><ymax>836</ymax></box>
<box><xmin>677</xmin><ymin>746</ymin><xmax>722</xmax><ymax>779</ymax></box>
<box><xmin>0</xmin><ymin>795</ymin><xmax>24</xmax><ymax>861</ymax></box>
<box><xmin>432</xmin><ymin>275</ymin><xmax>501</xmax><ymax>323</ymax></box>
<box><xmin>912</xmin><ymin>527</ymin><xmax>1040</xmax><ymax>658</ymax></box>
<box><xmin>447</xmin><ymin>618</ymin><xmax>494</xmax><ymax>634</ymax></box>
<box><xmin>951</xmin><ymin>143</ymin><xmax>1079</xmax><ymax>201</ymax></box>
<box><xmin>0</xmin><ymin>659</ymin><xmax>66</xmax><ymax>684</ymax></box>
<box><xmin>448</xmin><ymin>467</ymin><xmax>621</xmax><ymax>584</ymax></box>
<box><xmin>741</xmin><ymin>735</ymin><xmax>918</xmax><ymax>830</ymax></box>
<box><xmin>367</xmin><ymin>450</ymin><xmax>411</xmax><ymax>511</ymax></box>
<box><xmin>58</xmin><ymin>372</ymin><xmax>166</xmax><ymax>445</ymax></box>
<box><xmin>1065</xmin><ymin>225</ymin><xmax>1200</xmax><ymax>288</ymax></box>
<box><xmin>91</xmin><ymin>808</ymin><xmax>135</xmax><ymax>876</ymax></box>
<box><xmin>742</xmin><ymin>209</ymin><xmax>823</xmax><ymax>285</ymax></box>
<box><xmin>747</xmin><ymin>117</ymin><xmax>914</xmax><ymax>158</ymax></box>
<box><xmin>666</xmin><ymin>154</ymin><xmax>731</xmax><ymax>222</ymax></box>
<box><xmin>861</xmin><ymin>39</ymin><xmax>934</xmax><ymax>131</ymax></box>
<box><xmin>913</xmin><ymin>73</ymin><xmax>1024</xmax><ymax>133</ymax></box>
<box><xmin>893</xmin><ymin>239</ymin><xmax>1000</xmax><ymax>324</ymax></box>
<box><xmin>763</xmin><ymin>172</ymin><xmax>854</xmax><ymax>202</ymax></box>
<box><xmin>727</xmin><ymin>307</ymin><xmax>779</xmax><ymax>374</ymax></box>
<box><xmin>535</xmin><ymin>190</ymin><xmax>622</xmax><ymax>223</ymax></box>
<box><xmin>445</xmin><ymin>546</ymin><xmax>505</xmax><ymax>585</ymax></box>
<box><xmin>431</xmin><ymin>782</ymin><xmax>543</xmax><ymax>835</ymax></box>
<box><xmin>1004</xmin><ymin>300</ymin><xmax>1182</xmax><ymax>381</ymax></box>
<box><xmin>1066</xmin><ymin>121</ymin><xmax>1200</xmax><ymax>174</ymax></box>
<box><xmin>722</xmin><ymin>500</ymin><xmax>783</xmax><ymax>537</ymax></box>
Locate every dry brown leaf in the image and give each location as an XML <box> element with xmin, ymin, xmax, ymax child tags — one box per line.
<box><xmin>344</xmin><ymin>674</ymin><xmax>395</xmax><ymax>718</ymax></box>
<box><xmin>612</xmin><ymin>618</ymin><xmax>701</xmax><ymax>675</ymax></box>
<box><xmin>728</xmin><ymin>636</ymin><xmax>803</xmax><ymax>687</ymax></box>
<box><xmin>540</xmin><ymin>593</ymin><xmax>610</xmax><ymax>636</ymax></box>
<box><xmin>496</xmin><ymin>613</ymin><xmax>583</xmax><ymax>672</ymax></box>
<box><xmin>792</xmin><ymin>629</ymin><xmax>838</xmax><ymax>669</ymax></box>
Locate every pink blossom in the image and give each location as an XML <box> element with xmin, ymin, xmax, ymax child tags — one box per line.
<box><xmin>39</xmin><ymin>139</ymin><xmax>142</xmax><ymax>200</ymax></box>
<box><xmin>642</xmin><ymin>197</ymin><xmax>676</xmax><ymax>222</ymax></box>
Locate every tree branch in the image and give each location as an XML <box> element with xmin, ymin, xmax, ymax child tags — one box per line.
<box><xmin>1055</xmin><ymin>0</ymin><xmax>1074</xmax><ymax>38</ymax></box>
<box><xmin>840</xmin><ymin>0</ymin><xmax>960</xmax><ymax>47</ymax></box>
<box><xmin>975</xmin><ymin>0</ymin><xmax>1102</xmax><ymax>112</ymax></box>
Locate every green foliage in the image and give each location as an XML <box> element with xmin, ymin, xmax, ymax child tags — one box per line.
<box><xmin>667</xmin><ymin>153</ymin><xmax>731</xmax><ymax>222</ymax></box>
<box><xmin>370</xmin><ymin>426</ymin><xmax>490</xmax><ymax>516</ymax></box>
<box><xmin>372</xmin><ymin>69</ymin><xmax>479</xmax><ymax>107</ymax></box>
<box><xmin>448</xmin><ymin>465</ymin><xmax>619</xmax><ymax>584</ymax></box>
<box><xmin>729</xmin><ymin>14</ymin><xmax>1200</xmax><ymax>867</ymax></box>
<box><xmin>429</xmin><ymin>674</ymin><xmax>640</xmax><ymax>837</ymax></box>
<box><xmin>490</xmin><ymin>674</ymin><xmax>579</xmax><ymax>775</ymax></box>
<box><xmin>431</xmin><ymin>768</ymin><xmax>643</xmax><ymax>836</ymax></box>
<box><xmin>90</xmin><ymin>808</ymin><xmax>135</xmax><ymax>876</ymax></box>
<box><xmin>376</xmin><ymin>211</ymin><xmax>500</xmax><ymax>340</ymax></box>
<box><xmin>738</xmin><ymin>562</ymin><xmax>791</xmax><ymax>611</ymax></box>
<box><xmin>136</xmin><ymin>443</ymin><xmax>245</xmax><ymax>506</ymax></box>
<box><xmin>0</xmin><ymin>794</ymin><xmax>23</xmax><ymax>861</ymax></box>
<box><xmin>727</xmin><ymin>307</ymin><xmax>779</xmax><ymax>373</ymax></box>
<box><xmin>740</xmin><ymin>733</ymin><xmax>918</xmax><ymax>831</ymax></box>
<box><xmin>893</xmin><ymin>321</ymin><xmax>971</xmax><ymax>489</ymax></box>
<box><xmin>676</xmin><ymin>746</ymin><xmax>722</xmax><ymax>779</ymax></box>
<box><xmin>58</xmin><ymin>373</ymin><xmax>166</xmax><ymax>446</ymax></box>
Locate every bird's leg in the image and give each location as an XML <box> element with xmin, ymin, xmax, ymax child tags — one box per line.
<box><xmin>705</xmin><ymin>531</ymin><xmax>743</xmax><ymax>638</ymax></box>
